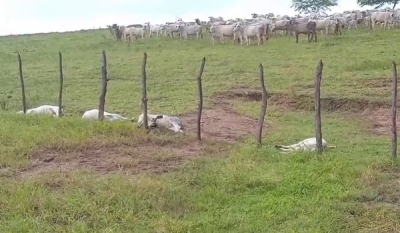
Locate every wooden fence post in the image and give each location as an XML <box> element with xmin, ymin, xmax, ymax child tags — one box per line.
<box><xmin>58</xmin><ymin>51</ymin><xmax>64</xmax><ymax>117</ymax></box>
<box><xmin>197</xmin><ymin>57</ymin><xmax>206</xmax><ymax>141</ymax></box>
<box><xmin>141</xmin><ymin>52</ymin><xmax>149</xmax><ymax>129</ymax></box>
<box><xmin>0</xmin><ymin>100</ymin><xmax>5</xmax><ymax>111</ymax></box>
<box><xmin>314</xmin><ymin>60</ymin><xmax>324</xmax><ymax>153</ymax></box>
<box><xmin>391</xmin><ymin>61</ymin><xmax>398</xmax><ymax>161</ymax></box>
<box><xmin>98</xmin><ymin>50</ymin><xmax>109</xmax><ymax>120</ymax></box>
<box><xmin>257</xmin><ymin>63</ymin><xmax>268</xmax><ymax>146</ymax></box>
<box><xmin>17</xmin><ymin>52</ymin><xmax>27</xmax><ymax>114</ymax></box>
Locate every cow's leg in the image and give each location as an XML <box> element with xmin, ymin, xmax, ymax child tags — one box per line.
<box><xmin>275</xmin><ymin>145</ymin><xmax>295</xmax><ymax>152</ymax></box>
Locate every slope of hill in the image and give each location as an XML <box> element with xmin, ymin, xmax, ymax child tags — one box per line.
<box><xmin>0</xmin><ymin>28</ymin><xmax>399</xmax><ymax>232</ymax></box>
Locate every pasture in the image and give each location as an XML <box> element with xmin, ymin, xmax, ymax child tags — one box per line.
<box><xmin>0</xmin><ymin>28</ymin><xmax>399</xmax><ymax>232</ymax></box>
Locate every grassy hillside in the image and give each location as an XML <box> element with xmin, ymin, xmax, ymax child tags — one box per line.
<box><xmin>0</xmin><ymin>28</ymin><xmax>399</xmax><ymax>232</ymax></box>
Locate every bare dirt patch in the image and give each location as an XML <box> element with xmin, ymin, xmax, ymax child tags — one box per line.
<box><xmin>22</xmin><ymin>138</ymin><xmax>229</xmax><ymax>178</ymax></box>
<box><xmin>216</xmin><ymin>88</ymin><xmax>388</xmax><ymax>112</ymax></box>
<box><xmin>214</xmin><ymin>87</ymin><xmax>397</xmax><ymax>135</ymax></box>
<box><xmin>215</xmin><ymin>88</ymin><xmax>265</xmax><ymax>102</ymax></box>
<box><xmin>179</xmin><ymin>87</ymin><xmax>269</xmax><ymax>143</ymax></box>
<box><xmin>181</xmin><ymin>106</ymin><xmax>263</xmax><ymax>143</ymax></box>
<box><xmin>364</xmin><ymin>78</ymin><xmax>392</xmax><ymax>89</ymax></box>
<box><xmin>359</xmin><ymin>108</ymin><xmax>398</xmax><ymax>135</ymax></box>
<box><xmin>21</xmin><ymin>89</ymin><xmax>267</xmax><ymax>178</ymax></box>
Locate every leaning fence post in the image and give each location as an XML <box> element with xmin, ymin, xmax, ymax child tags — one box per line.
<box><xmin>391</xmin><ymin>61</ymin><xmax>398</xmax><ymax>162</ymax></box>
<box><xmin>197</xmin><ymin>57</ymin><xmax>206</xmax><ymax>141</ymax></box>
<box><xmin>257</xmin><ymin>63</ymin><xmax>268</xmax><ymax>146</ymax></box>
<box><xmin>314</xmin><ymin>60</ymin><xmax>324</xmax><ymax>153</ymax></box>
<box><xmin>17</xmin><ymin>52</ymin><xmax>27</xmax><ymax>114</ymax></box>
<box><xmin>141</xmin><ymin>52</ymin><xmax>149</xmax><ymax>129</ymax></box>
<box><xmin>58</xmin><ymin>51</ymin><xmax>64</xmax><ymax>117</ymax></box>
<box><xmin>98</xmin><ymin>50</ymin><xmax>109</xmax><ymax>120</ymax></box>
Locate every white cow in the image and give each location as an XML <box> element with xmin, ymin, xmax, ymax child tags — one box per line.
<box><xmin>137</xmin><ymin>113</ymin><xmax>184</xmax><ymax>133</ymax></box>
<box><xmin>209</xmin><ymin>24</ymin><xmax>236</xmax><ymax>44</ymax></box>
<box><xmin>175</xmin><ymin>19</ymin><xmax>203</xmax><ymax>40</ymax></box>
<box><xmin>164</xmin><ymin>23</ymin><xmax>181</xmax><ymax>38</ymax></box>
<box><xmin>137</xmin><ymin>103</ymin><xmax>184</xmax><ymax>133</ymax></box>
<box><xmin>347</xmin><ymin>19</ymin><xmax>358</xmax><ymax>30</ymax></box>
<box><xmin>275</xmin><ymin>137</ymin><xmax>336</xmax><ymax>152</ymax></box>
<box><xmin>270</xmin><ymin>19</ymin><xmax>291</xmax><ymax>36</ymax></box>
<box><xmin>126</xmin><ymin>26</ymin><xmax>147</xmax><ymax>41</ymax></box>
<box><xmin>17</xmin><ymin>105</ymin><xmax>62</xmax><ymax>117</ymax></box>
<box><xmin>149</xmin><ymin>24</ymin><xmax>165</xmax><ymax>38</ymax></box>
<box><xmin>233</xmin><ymin>23</ymin><xmax>265</xmax><ymax>46</ymax></box>
<box><xmin>371</xmin><ymin>12</ymin><xmax>395</xmax><ymax>30</ymax></box>
<box><xmin>309</xmin><ymin>17</ymin><xmax>332</xmax><ymax>38</ymax></box>
<box><xmin>82</xmin><ymin>109</ymin><xmax>131</xmax><ymax>122</ymax></box>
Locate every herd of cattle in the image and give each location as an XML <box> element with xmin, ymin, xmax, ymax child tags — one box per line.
<box><xmin>106</xmin><ymin>8</ymin><xmax>400</xmax><ymax>45</ymax></box>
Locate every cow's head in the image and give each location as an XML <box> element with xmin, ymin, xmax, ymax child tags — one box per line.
<box><xmin>137</xmin><ymin>114</ymin><xmax>163</xmax><ymax>128</ymax></box>
<box><xmin>232</xmin><ymin>23</ymin><xmax>241</xmax><ymax>32</ymax></box>
<box><xmin>149</xmin><ymin>115</ymin><xmax>163</xmax><ymax>128</ymax></box>
<box><xmin>209</xmin><ymin>24</ymin><xmax>216</xmax><ymax>33</ymax></box>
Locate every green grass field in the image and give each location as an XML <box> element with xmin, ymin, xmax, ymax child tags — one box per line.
<box><xmin>0</xmin><ymin>28</ymin><xmax>399</xmax><ymax>232</ymax></box>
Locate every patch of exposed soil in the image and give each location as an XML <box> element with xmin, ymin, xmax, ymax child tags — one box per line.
<box><xmin>216</xmin><ymin>88</ymin><xmax>389</xmax><ymax>112</ymax></box>
<box><xmin>181</xmin><ymin>106</ymin><xmax>264</xmax><ymax>143</ymax></box>
<box><xmin>22</xmin><ymin>138</ymin><xmax>229</xmax><ymax>178</ymax></box>
<box><xmin>21</xmin><ymin>89</ymin><xmax>268</xmax><ymax>177</ymax></box>
<box><xmin>359</xmin><ymin>108</ymin><xmax>398</xmax><ymax>135</ymax></box>
<box><xmin>364</xmin><ymin>78</ymin><xmax>392</xmax><ymax>89</ymax></box>
<box><xmin>214</xmin><ymin>88</ymin><xmax>266</xmax><ymax>102</ymax></box>
<box><xmin>215</xmin><ymin>87</ymin><xmax>397</xmax><ymax>135</ymax></box>
<box><xmin>22</xmin><ymin>86</ymin><xmax>395</xmax><ymax>178</ymax></box>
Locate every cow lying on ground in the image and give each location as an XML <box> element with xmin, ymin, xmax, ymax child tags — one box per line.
<box><xmin>17</xmin><ymin>105</ymin><xmax>62</xmax><ymax>117</ymax></box>
<box><xmin>137</xmin><ymin>103</ymin><xmax>184</xmax><ymax>133</ymax></box>
<box><xmin>275</xmin><ymin>137</ymin><xmax>336</xmax><ymax>152</ymax></box>
<box><xmin>82</xmin><ymin>109</ymin><xmax>132</xmax><ymax>122</ymax></box>
<box><xmin>137</xmin><ymin>113</ymin><xmax>184</xmax><ymax>133</ymax></box>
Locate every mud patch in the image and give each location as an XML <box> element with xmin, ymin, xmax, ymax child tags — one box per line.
<box><xmin>21</xmin><ymin>138</ymin><xmax>229</xmax><ymax>178</ymax></box>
